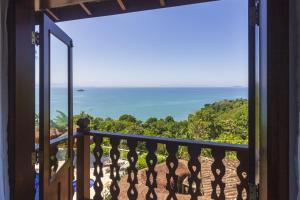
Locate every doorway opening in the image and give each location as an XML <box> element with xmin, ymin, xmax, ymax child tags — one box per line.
<box><xmin>34</xmin><ymin>0</ymin><xmax>258</xmax><ymax>199</ymax></box>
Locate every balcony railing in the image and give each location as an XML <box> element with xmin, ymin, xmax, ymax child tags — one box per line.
<box><xmin>74</xmin><ymin>118</ymin><xmax>249</xmax><ymax>200</ymax></box>
<box><xmin>34</xmin><ymin>134</ymin><xmax>69</xmax><ymax>175</ymax></box>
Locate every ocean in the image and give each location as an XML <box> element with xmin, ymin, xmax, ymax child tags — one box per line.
<box><xmin>36</xmin><ymin>87</ymin><xmax>247</xmax><ymax>121</ymax></box>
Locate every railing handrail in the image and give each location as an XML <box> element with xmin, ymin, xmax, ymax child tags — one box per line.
<box><xmin>74</xmin><ymin>130</ymin><xmax>248</xmax><ymax>151</ymax></box>
<box><xmin>50</xmin><ymin>134</ymin><xmax>68</xmax><ymax>145</ymax></box>
<box><xmin>35</xmin><ymin>134</ymin><xmax>69</xmax><ymax>151</ymax></box>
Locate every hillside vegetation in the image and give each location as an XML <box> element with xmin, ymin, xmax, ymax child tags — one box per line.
<box><xmin>73</xmin><ymin>98</ymin><xmax>248</xmax><ymax>145</ymax></box>
<box><xmin>39</xmin><ymin>98</ymin><xmax>248</xmax><ymax>164</ymax></box>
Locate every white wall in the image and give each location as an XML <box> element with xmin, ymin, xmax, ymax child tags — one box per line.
<box><xmin>0</xmin><ymin>0</ymin><xmax>10</xmax><ymax>199</ymax></box>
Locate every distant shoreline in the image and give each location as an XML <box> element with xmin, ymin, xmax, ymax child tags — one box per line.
<box><xmin>35</xmin><ymin>85</ymin><xmax>248</xmax><ymax>89</ymax></box>
<box><xmin>73</xmin><ymin>86</ymin><xmax>248</xmax><ymax>89</ymax></box>
<box><xmin>36</xmin><ymin>87</ymin><xmax>247</xmax><ymax>121</ymax></box>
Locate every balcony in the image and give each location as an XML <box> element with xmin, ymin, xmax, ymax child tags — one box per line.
<box><xmin>47</xmin><ymin>118</ymin><xmax>249</xmax><ymax>200</ymax></box>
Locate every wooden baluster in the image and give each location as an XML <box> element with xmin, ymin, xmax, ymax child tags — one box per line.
<box><xmin>127</xmin><ymin>139</ymin><xmax>138</xmax><ymax>200</ymax></box>
<box><xmin>77</xmin><ymin>118</ymin><xmax>91</xmax><ymax>200</ymax></box>
<box><xmin>110</xmin><ymin>138</ymin><xmax>121</xmax><ymax>200</ymax></box>
<box><xmin>187</xmin><ymin>145</ymin><xmax>203</xmax><ymax>200</ymax></box>
<box><xmin>236</xmin><ymin>150</ymin><xmax>249</xmax><ymax>200</ymax></box>
<box><xmin>146</xmin><ymin>142</ymin><xmax>158</xmax><ymax>200</ymax></box>
<box><xmin>166</xmin><ymin>143</ymin><xmax>179</xmax><ymax>200</ymax></box>
<box><xmin>50</xmin><ymin>144</ymin><xmax>58</xmax><ymax>176</ymax></box>
<box><xmin>93</xmin><ymin>135</ymin><xmax>104</xmax><ymax>200</ymax></box>
<box><xmin>211</xmin><ymin>148</ymin><xmax>225</xmax><ymax>200</ymax></box>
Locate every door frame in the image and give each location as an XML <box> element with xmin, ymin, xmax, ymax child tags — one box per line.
<box><xmin>7</xmin><ymin>0</ymin><xmax>36</xmax><ymax>199</ymax></box>
<box><xmin>39</xmin><ymin>13</ymin><xmax>74</xmax><ymax>200</ymax></box>
<box><xmin>259</xmin><ymin>0</ymin><xmax>290</xmax><ymax>199</ymax></box>
<box><xmin>7</xmin><ymin>0</ymin><xmax>291</xmax><ymax>199</ymax></box>
<box><xmin>248</xmin><ymin>0</ymin><xmax>258</xmax><ymax>188</ymax></box>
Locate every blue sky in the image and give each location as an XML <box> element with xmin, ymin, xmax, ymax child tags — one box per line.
<box><xmin>52</xmin><ymin>0</ymin><xmax>248</xmax><ymax>87</ymax></box>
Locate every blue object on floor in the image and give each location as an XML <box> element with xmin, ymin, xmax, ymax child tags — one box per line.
<box><xmin>35</xmin><ymin>173</ymin><xmax>94</xmax><ymax>200</ymax></box>
<box><xmin>35</xmin><ymin>174</ymin><xmax>39</xmax><ymax>200</ymax></box>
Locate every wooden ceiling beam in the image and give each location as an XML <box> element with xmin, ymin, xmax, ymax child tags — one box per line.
<box><xmin>45</xmin><ymin>8</ymin><xmax>60</xmax><ymax>21</ymax></box>
<box><xmin>79</xmin><ymin>3</ymin><xmax>93</xmax><ymax>15</ymax></box>
<box><xmin>41</xmin><ymin>0</ymin><xmax>99</xmax><ymax>9</ymax></box>
<box><xmin>46</xmin><ymin>0</ymin><xmax>217</xmax><ymax>22</ymax></box>
<box><xmin>116</xmin><ymin>0</ymin><xmax>126</xmax><ymax>11</ymax></box>
<box><xmin>159</xmin><ymin>0</ymin><xmax>166</xmax><ymax>6</ymax></box>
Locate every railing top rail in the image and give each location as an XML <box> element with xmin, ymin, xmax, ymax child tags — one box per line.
<box><xmin>35</xmin><ymin>135</ymin><xmax>69</xmax><ymax>151</ymax></box>
<box><xmin>50</xmin><ymin>134</ymin><xmax>69</xmax><ymax>145</ymax></box>
<box><xmin>75</xmin><ymin>130</ymin><xmax>248</xmax><ymax>151</ymax></box>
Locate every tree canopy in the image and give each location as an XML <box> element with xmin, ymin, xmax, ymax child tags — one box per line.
<box><xmin>72</xmin><ymin>98</ymin><xmax>248</xmax><ymax>145</ymax></box>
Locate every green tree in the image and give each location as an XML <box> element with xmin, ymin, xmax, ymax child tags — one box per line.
<box><xmin>119</xmin><ymin>114</ymin><xmax>137</xmax><ymax>123</ymax></box>
<box><xmin>52</xmin><ymin>110</ymin><xmax>68</xmax><ymax>133</ymax></box>
<box><xmin>74</xmin><ymin>98</ymin><xmax>248</xmax><ymax>145</ymax></box>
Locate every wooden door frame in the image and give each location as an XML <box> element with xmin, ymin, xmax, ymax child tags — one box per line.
<box><xmin>39</xmin><ymin>12</ymin><xmax>74</xmax><ymax>200</ymax></box>
<box><xmin>7</xmin><ymin>0</ymin><xmax>36</xmax><ymax>199</ymax></box>
<box><xmin>6</xmin><ymin>0</ymin><xmax>291</xmax><ymax>199</ymax></box>
<box><xmin>259</xmin><ymin>0</ymin><xmax>290</xmax><ymax>199</ymax></box>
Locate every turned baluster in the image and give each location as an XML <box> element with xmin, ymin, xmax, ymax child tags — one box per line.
<box><xmin>236</xmin><ymin>150</ymin><xmax>249</xmax><ymax>200</ymax></box>
<box><xmin>211</xmin><ymin>148</ymin><xmax>226</xmax><ymax>200</ymax></box>
<box><xmin>93</xmin><ymin>135</ymin><xmax>104</xmax><ymax>200</ymax></box>
<box><xmin>187</xmin><ymin>145</ymin><xmax>203</xmax><ymax>200</ymax></box>
<box><xmin>146</xmin><ymin>142</ymin><xmax>158</xmax><ymax>200</ymax></box>
<box><xmin>109</xmin><ymin>138</ymin><xmax>121</xmax><ymax>200</ymax></box>
<box><xmin>127</xmin><ymin>139</ymin><xmax>139</xmax><ymax>200</ymax></box>
<box><xmin>166</xmin><ymin>143</ymin><xmax>179</xmax><ymax>200</ymax></box>
<box><xmin>49</xmin><ymin>144</ymin><xmax>58</xmax><ymax>175</ymax></box>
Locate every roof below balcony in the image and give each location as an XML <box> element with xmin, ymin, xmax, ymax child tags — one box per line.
<box><xmin>36</xmin><ymin>0</ymin><xmax>217</xmax><ymax>21</ymax></box>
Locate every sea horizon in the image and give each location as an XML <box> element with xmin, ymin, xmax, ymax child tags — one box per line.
<box><xmin>35</xmin><ymin>85</ymin><xmax>248</xmax><ymax>89</ymax></box>
<box><xmin>36</xmin><ymin>87</ymin><xmax>248</xmax><ymax>121</ymax></box>
<box><xmin>73</xmin><ymin>86</ymin><xmax>248</xmax><ymax>88</ymax></box>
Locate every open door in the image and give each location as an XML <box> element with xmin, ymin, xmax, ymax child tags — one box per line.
<box><xmin>39</xmin><ymin>13</ymin><xmax>73</xmax><ymax>200</ymax></box>
<box><xmin>248</xmin><ymin>0</ymin><xmax>260</xmax><ymax>197</ymax></box>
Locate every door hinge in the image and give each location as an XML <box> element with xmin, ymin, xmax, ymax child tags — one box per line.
<box><xmin>32</xmin><ymin>151</ymin><xmax>38</xmax><ymax>165</ymax></box>
<box><xmin>32</xmin><ymin>31</ymin><xmax>40</xmax><ymax>45</ymax></box>
<box><xmin>250</xmin><ymin>0</ymin><xmax>260</xmax><ymax>26</ymax></box>
<box><xmin>249</xmin><ymin>183</ymin><xmax>259</xmax><ymax>200</ymax></box>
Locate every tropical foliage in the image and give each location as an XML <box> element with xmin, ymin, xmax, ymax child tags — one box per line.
<box><xmin>44</xmin><ymin>99</ymin><xmax>247</xmax><ymax>163</ymax></box>
<box><xmin>51</xmin><ymin>110</ymin><xmax>68</xmax><ymax>133</ymax></box>
<box><xmin>73</xmin><ymin>98</ymin><xmax>248</xmax><ymax>145</ymax></box>
<box><xmin>73</xmin><ymin>98</ymin><xmax>248</xmax><ymax>161</ymax></box>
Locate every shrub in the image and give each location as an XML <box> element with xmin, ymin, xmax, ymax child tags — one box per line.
<box><xmin>137</xmin><ymin>153</ymin><xmax>166</xmax><ymax>170</ymax></box>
